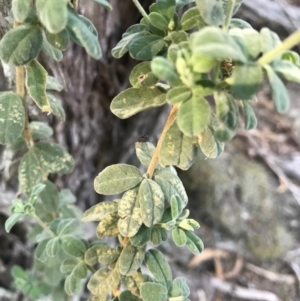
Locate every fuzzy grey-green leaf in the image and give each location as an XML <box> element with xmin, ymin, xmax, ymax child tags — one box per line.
<box><xmin>97</xmin><ymin>212</ymin><xmax>119</xmax><ymax>238</ymax></box>
<box><xmin>39</xmin><ymin>180</ymin><xmax>59</xmax><ymax>213</ymax></box>
<box><xmin>167</xmin><ymin>86</ymin><xmax>192</xmax><ymax>104</ymax></box>
<box><xmin>61</xmin><ymin>235</ymin><xmax>87</xmax><ymax>257</ymax></box>
<box><xmin>47</xmin><ymin>93</ymin><xmax>66</xmax><ymax>121</ymax></box>
<box><xmin>129</xmin><ymin>62</ymin><xmax>158</xmax><ymax>88</ymax></box>
<box><xmin>119</xmin><ymin>241</ymin><xmax>146</xmax><ymax>276</ymax></box>
<box><xmin>159</xmin><ymin>119</ymin><xmax>197</xmax><ymax>170</ymax></box>
<box><xmin>25</xmin><ymin>60</ymin><xmax>50</xmax><ymax>112</ymax></box>
<box><xmin>184</xmin><ymin>230</ymin><xmax>204</xmax><ymax>254</ymax></box>
<box><xmin>45</xmin><ymin>29</ymin><xmax>69</xmax><ymax>51</ymax></box>
<box><xmin>61</xmin><ymin>258</ymin><xmax>78</xmax><ymax>273</ymax></box>
<box><xmin>135</xmin><ymin>142</ymin><xmax>155</xmax><ymax>167</ymax></box>
<box><xmin>0</xmin><ymin>25</ymin><xmax>43</xmax><ymax>66</ymax></box>
<box><xmin>0</xmin><ymin>92</ymin><xmax>25</xmax><ymax>145</ymax></box>
<box><xmin>140</xmin><ymin>282</ymin><xmax>168</xmax><ymax>301</ymax></box>
<box><xmin>88</xmin><ymin>266</ymin><xmax>120</xmax><ymax>296</ymax></box>
<box><xmin>67</xmin><ymin>9</ymin><xmax>102</xmax><ymax>59</ymax></box>
<box><xmin>154</xmin><ymin>171</ymin><xmax>188</xmax><ymax>205</ymax></box>
<box><xmin>111</xmin><ymin>87</ymin><xmax>167</xmax><ymax>119</ymax></box>
<box><xmin>145</xmin><ymin>249</ymin><xmax>172</xmax><ymax>289</ymax></box>
<box><xmin>265</xmin><ymin>65</ymin><xmax>290</xmax><ymax>113</ymax></box>
<box><xmin>33</xmin><ymin>142</ymin><xmax>74</xmax><ymax>174</ymax></box>
<box><xmin>172</xmin><ymin>228</ymin><xmax>187</xmax><ymax>246</ymax></box>
<box><xmin>118</xmin><ymin>188</ymin><xmax>142</xmax><ymax>237</ymax></box>
<box><xmin>82</xmin><ymin>201</ymin><xmax>119</xmax><ymax>222</ymax></box>
<box><xmin>84</xmin><ymin>243</ymin><xmax>109</xmax><ymax>266</ymax></box>
<box><xmin>46</xmin><ymin>237</ymin><xmax>60</xmax><ymax>257</ymax></box>
<box><xmin>242</xmin><ymin>101</ymin><xmax>257</xmax><ymax>130</ymax></box>
<box><xmin>46</xmin><ymin>76</ymin><xmax>63</xmax><ymax>91</ymax></box>
<box><xmin>94</xmin><ymin>164</ymin><xmax>143</xmax><ymax>195</ymax></box>
<box><xmin>18</xmin><ymin>150</ymin><xmax>44</xmax><ymax>196</ymax></box>
<box><xmin>195</xmin><ymin>0</ymin><xmax>223</xmax><ymax>26</ymax></box>
<box><xmin>36</xmin><ymin>0</ymin><xmax>68</xmax><ymax>34</ymax></box>
<box><xmin>181</xmin><ymin>6</ymin><xmax>205</xmax><ymax>30</ymax></box>
<box><xmin>12</xmin><ymin>0</ymin><xmax>32</xmax><ymax>22</ymax></box>
<box><xmin>138</xmin><ymin>179</ymin><xmax>164</xmax><ymax>227</ymax></box>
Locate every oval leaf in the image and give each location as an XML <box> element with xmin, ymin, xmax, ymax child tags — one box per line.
<box><xmin>94</xmin><ymin>164</ymin><xmax>143</xmax><ymax>195</ymax></box>
<box><xmin>0</xmin><ymin>92</ymin><xmax>25</xmax><ymax>145</ymax></box>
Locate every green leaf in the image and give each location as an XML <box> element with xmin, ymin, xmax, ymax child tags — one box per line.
<box><xmin>67</xmin><ymin>9</ymin><xmax>102</xmax><ymax>59</ymax></box>
<box><xmin>119</xmin><ymin>241</ymin><xmax>146</xmax><ymax>276</ymax></box>
<box><xmin>98</xmin><ymin>247</ymin><xmax>120</xmax><ymax>265</ymax></box>
<box><xmin>150</xmin><ymin>227</ymin><xmax>168</xmax><ymax>246</ymax></box>
<box><xmin>140</xmin><ymin>282</ymin><xmax>168</xmax><ymax>301</ymax></box>
<box><xmin>42</xmin><ymin>34</ymin><xmax>63</xmax><ymax>61</ymax></box>
<box><xmin>176</xmin><ymin>0</ymin><xmax>194</xmax><ymax>8</ymax></box>
<box><xmin>128</xmin><ymin>33</ymin><xmax>165</xmax><ymax>60</ymax></box>
<box><xmin>130</xmin><ymin>225</ymin><xmax>151</xmax><ymax>247</ymax></box>
<box><xmin>230</xmin><ymin>18</ymin><xmax>252</xmax><ymax>29</ymax></box>
<box><xmin>97</xmin><ymin>211</ymin><xmax>120</xmax><ymax>238</ymax></box>
<box><xmin>138</xmin><ymin>179</ymin><xmax>164</xmax><ymax>227</ymax></box>
<box><xmin>39</xmin><ymin>180</ymin><xmax>59</xmax><ymax>213</ymax></box>
<box><xmin>123</xmin><ymin>24</ymin><xmax>148</xmax><ymax>38</ymax></box>
<box><xmin>82</xmin><ymin>201</ymin><xmax>118</xmax><ymax>222</ymax></box>
<box><xmin>88</xmin><ymin>267</ymin><xmax>120</xmax><ymax>296</ymax></box>
<box><xmin>47</xmin><ymin>93</ymin><xmax>66</xmax><ymax>121</ymax></box>
<box><xmin>59</xmin><ymin>189</ymin><xmax>76</xmax><ymax>204</ymax></box>
<box><xmin>33</xmin><ymin>142</ymin><xmax>74</xmax><ymax>174</ymax></box>
<box><xmin>30</xmin><ymin>121</ymin><xmax>53</xmax><ymax>140</ymax></box>
<box><xmin>5</xmin><ymin>213</ymin><xmax>22</xmax><ymax>233</ymax></box>
<box><xmin>112</xmin><ymin>32</ymin><xmax>144</xmax><ymax>59</ymax></box>
<box><xmin>170</xmin><ymin>31</ymin><xmax>189</xmax><ymax>44</ymax></box>
<box><xmin>135</xmin><ymin>141</ymin><xmax>155</xmax><ymax>167</ymax></box>
<box><xmin>36</xmin><ymin>0</ymin><xmax>68</xmax><ymax>34</ymax></box>
<box><xmin>25</xmin><ymin>60</ymin><xmax>50</xmax><ymax>112</ymax></box>
<box><xmin>144</xmin><ymin>249</ymin><xmax>172</xmax><ymax>289</ymax></box>
<box><xmin>129</xmin><ymin>62</ymin><xmax>158</xmax><ymax>88</ymax></box>
<box><xmin>45</xmin><ymin>29</ymin><xmax>70</xmax><ymax>51</ymax></box>
<box><xmin>57</xmin><ymin>218</ymin><xmax>79</xmax><ymax>236</ymax></box>
<box><xmin>170</xmin><ymin>195</ymin><xmax>184</xmax><ymax>219</ymax></box>
<box><xmin>281</xmin><ymin>51</ymin><xmax>300</xmax><ymax>67</ymax></box>
<box><xmin>177</xmin><ymin>93</ymin><xmax>211</xmax><ymax>137</ymax></box>
<box><xmin>61</xmin><ymin>258</ymin><xmax>78</xmax><ymax>273</ymax></box>
<box><xmin>149</xmin><ymin>12</ymin><xmax>168</xmax><ymax>31</ymax></box>
<box><xmin>46</xmin><ymin>76</ymin><xmax>63</xmax><ymax>91</ymax></box>
<box><xmin>12</xmin><ymin>0</ymin><xmax>32</xmax><ymax>22</ymax></box>
<box><xmin>167</xmin><ymin>86</ymin><xmax>192</xmax><ymax>105</ymax></box>
<box><xmin>18</xmin><ymin>150</ymin><xmax>44</xmax><ymax>196</ymax></box>
<box><xmin>221</xmin><ymin>0</ymin><xmax>244</xmax><ymax>16</ymax></box>
<box><xmin>118</xmin><ymin>188</ymin><xmax>142</xmax><ymax>237</ymax></box>
<box><xmin>265</xmin><ymin>65</ymin><xmax>290</xmax><ymax>113</ymax></box>
<box><xmin>199</xmin><ymin>124</ymin><xmax>224</xmax><ymax>158</ymax></box>
<box><xmin>86</xmin><ymin>0</ymin><xmax>112</xmax><ymax>10</ymax></box>
<box><xmin>229</xmin><ymin>28</ymin><xmax>261</xmax><ymax>59</ymax></box>
<box><xmin>73</xmin><ymin>262</ymin><xmax>88</xmax><ymax>279</ymax></box>
<box><xmin>158</xmin><ymin>120</ymin><xmax>197</xmax><ymax>170</ymax></box>
<box><xmin>272</xmin><ymin>60</ymin><xmax>300</xmax><ymax>83</ymax></box>
<box><xmin>191</xmin><ymin>27</ymin><xmax>247</xmax><ymax>62</ymax></box>
<box><xmin>35</xmin><ymin>239</ymin><xmax>51</xmax><ymax>263</ymax></box>
<box><xmin>242</xmin><ymin>101</ymin><xmax>257</xmax><ymax>130</ymax></box>
<box><xmin>84</xmin><ymin>243</ymin><xmax>109</xmax><ymax>266</ymax></box>
<box><xmin>154</xmin><ymin>171</ymin><xmax>188</xmax><ymax>207</ymax></box>
<box><xmin>151</xmin><ymin>57</ymin><xmax>179</xmax><ymax>84</ymax></box>
<box><xmin>61</xmin><ymin>235</ymin><xmax>87</xmax><ymax>257</ymax></box>
<box><xmin>169</xmin><ymin>277</ymin><xmax>190</xmax><ymax>298</ymax></box>
<box><xmin>184</xmin><ymin>230</ymin><xmax>204</xmax><ymax>254</ymax></box>
<box><xmin>46</xmin><ymin>237</ymin><xmax>60</xmax><ymax>257</ymax></box>
<box><xmin>0</xmin><ymin>24</ymin><xmax>43</xmax><ymax>66</ymax></box>
<box><xmin>157</xmin><ymin>0</ymin><xmax>176</xmax><ymax>20</ymax></box>
<box><xmin>195</xmin><ymin>0</ymin><xmax>223</xmax><ymax>26</ymax></box>
<box><xmin>181</xmin><ymin>7</ymin><xmax>205</xmax><ymax>30</ymax></box>
<box><xmin>260</xmin><ymin>28</ymin><xmax>281</xmax><ymax>56</ymax></box>
<box><xmin>172</xmin><ymin>228</ymin><xmax>187</xmax><ymax>246</ymax></box>
<box><xmin>111</xmin><ymin>87</ymin><xmax>167</xmax><ymax>119</ymax></box>
<box><xmin>229</xmin><ymin>63</ymin><xmax>263</xmax><ymax>100</ymax></box>
<box><xmin>0</xmin><ymin>92</ymin><xmax>25</xmax><ymax>145</ymax></box>
<box><xmin>94</xmin><ymin>164</ymin><xmax>143</xmax><ymax>195</ymax></box>
<box><xmin>119</xmin><ymin>290</ymin><xmax>140</xmax><ymax>301</ymax></box>
<box><xmin>65</xmin><ymin>274</ymin><xmax>81</xmax><ymax>295</ymax></box>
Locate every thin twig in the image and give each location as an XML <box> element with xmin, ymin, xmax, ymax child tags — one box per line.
<box><xmin>14</xmin><ymin>21</ymin><xmax>33</xmax><ymax>148</ymax></box>
<box><xmin>211</xmin><ymin>277</ymin><xmax>281</xmax><ymax>301</ymax></box>
<box><xmin>147</xmin><ymin>105</ymin><xmax>179</xmax><ymax>178</ymax></box>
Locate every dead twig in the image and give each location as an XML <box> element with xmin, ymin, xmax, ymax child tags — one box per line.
<box><xmin>188</xmin><ymin>249</ymin><xmax>230</xmax><ymax>269</ymax></box>
<box><xmin>211</xmin><ymin>277</ymin><xmax>281</xmax><ymax>301</ymax></box>
<box><xmin>224</xmin><ymin>255</ymin><xmax>244</xmax><ymax>280</ymax></box>
<box><xmin>245</xmin><ymin>263</ymin><xmax>295</xmax><ymax>285</ymax></box>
